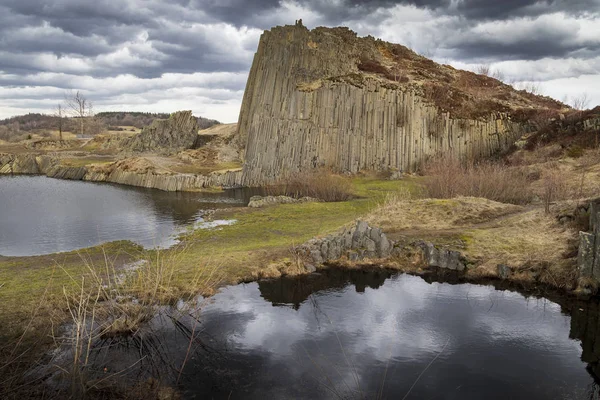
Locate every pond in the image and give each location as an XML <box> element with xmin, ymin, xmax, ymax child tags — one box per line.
<box><xmin>86</xmin><ymin>270</ymin><xmax>598</xmax><ymax>399</ymax></box>
<box><xmin>0</xmin><ymin>175</ymin><xmax>255</xmax><ymax>257</ymax></box>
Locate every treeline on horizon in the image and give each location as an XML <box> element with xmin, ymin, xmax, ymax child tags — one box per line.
<box><xmin>0</xmin><ymin>111</ymin><xmax>221</xmax><ymax>142</ymax></box>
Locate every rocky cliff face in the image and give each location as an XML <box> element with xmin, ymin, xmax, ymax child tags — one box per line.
<box><xmin>125</xmin><ymin>111</ymin><xmax>199</xmax><ymax>154</ymax></box>
<box><xmin>237</xmin><ymin>23</ymin><xmax>565</xmax><ymax>185</ymax></box>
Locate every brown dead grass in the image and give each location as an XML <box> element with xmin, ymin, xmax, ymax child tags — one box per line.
<box><xmin>422</xmin><ymin>155</ymin><xmax>533</xmax><ymax>205</ymax></box>
<box><xmin>462</xmin><ymin>208</ymin><xmax>575</xmax><ymax>272</ymax></box>
<box><xmin>367</xmin><ymin>196</ymin><xmax>522</xmax><ymax>232</ymax></box>
<box><xmin>264</xmin><ymin>169</ymin><xmax>353</xmax><ymax>202</ymax></box>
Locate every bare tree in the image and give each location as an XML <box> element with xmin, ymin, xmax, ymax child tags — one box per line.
<box><xmin>515</xmin><ymin>81</ymin><xmax>542</xmax><ymax>95</ymax></box>
<box><xmin>54</xmin><ymin>104</ymin><xmax>65</xmax><ymax>140</ymax></box>
<box><xmin>571</xmin><ymin>93</ymin><xmax>590</xmax><ymax>111</ymax></box>
<box><xmin>491</xmin><ymin>69</ymin><xmax>505</xmax><ymax>82</ymax></box>
<box><xmin>65</xmin><ymin>91</ymin><xmax>93</xmax><ymax>137</ymax></box>
<box><xmin>476</xmin><ymin>64</ymin><xmax>491</xmax><ymax>76</ymax></box>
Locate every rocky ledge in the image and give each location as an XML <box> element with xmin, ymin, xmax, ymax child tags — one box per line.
<box><xmin>248</xmin><ymin>195</ymin><xmax>319</xmax><ymax>208</ymax></box>
<box><xmin>0</xmin><ymin>153</ymin><xmax>242</xmax><ymax>191</ymax></box>
<box><xmin>298</xmin><ymin>220</ymin><xmax>467</xmax><ymax>272</ymax></box>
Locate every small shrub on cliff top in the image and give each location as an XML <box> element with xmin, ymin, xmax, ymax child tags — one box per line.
<box><xmin>265</xmin><ymin>169</ymin><xmax>353</xmax><ymax>202</ymax></box>
<box><xmin>422</xmin><ymin>155</ymin><xmax>532</xmax><ymax>205</ymax></box>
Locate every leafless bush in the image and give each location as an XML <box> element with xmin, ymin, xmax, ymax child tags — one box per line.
<box><xmin>264</xmin><ymin>169</ymin><xmax>353</xmax><ymax>202</ymax></box>
<box><xmin>422</xmin><ymin>155</ymin><xmax>533</xmax><ymax>204</ymax></box>
<box><xmin>515</xmin><ymin>81</ymin><xmax>542</xmax><ymax>95</ymax></box>
<box><xmin>571</xmin><ymin>93</ymin><xmax>590</xmax><ymax>111</ymax></box>
<box><xmin>542</xmin><ymin>170</ymin><xmax>570</xmax><ymax>214</ymax></box>
<box><xmin>491</xmin><ymin>69</ymin><xmax>505</xmax><ymax>82</ymax></box>
<box><xmin>476</xmin><ymin>64</ymin><xmax>491</xmax><ymax>76</ymax></box>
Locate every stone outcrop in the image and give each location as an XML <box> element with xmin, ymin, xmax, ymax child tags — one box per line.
<box><xmin>0</xmin><ymin>153</ymin><xmax>242</xmax><ymax>191</ymax></box>
<box><xmin>299</xmin><ymin>220</ymin><xmax>469</xmax><ymax>274</ymax></box>
<box><xmin>300</xmin><ymin>221</ymin><xmax>394</xmax><ymax>266</ymax></box>
<box><xmin>247</xmin><ymin>195</ymin><xmax>319</xmax><ymax>208</ymax></box>
<box><xmin>236</xmin><ymin>23</ymin><xmax>561</xmax><ymax>186</ymax></box>
<box><xmin>414</xmin><ymin>241</ymin><xmax>466</xmax><ymax>271</ymax></box>
<box><xmin>124</xmin><ymin>111</ymin><xmax>199</xmax><ymax>154</ymax></box>
<box><xmin>578</xmin><ymin>198</ymin><xmax>600</xmax><ymax>283</ymax></box>
<box><xmin>83</xmin><ymin>167</ymin><xmax>241</xmax><ymax>191</ymax></box>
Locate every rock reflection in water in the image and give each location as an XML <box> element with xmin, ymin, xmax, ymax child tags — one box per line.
<box><xmin>78</xmin><ymin>271</ymin><xmax>600</xmax><ymax>399</ymax></box>
<box><xmin>258</xmin><ymin>268</ymin><xmax>391</xmax><ymax>309</ymax></box>
<box><xmin>571</xmin><ymin>299</ymin><xmax>600</xmax><ymax>388</ymax></box>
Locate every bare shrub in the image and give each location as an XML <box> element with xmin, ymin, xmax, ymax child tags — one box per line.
<box><xmin>476</xmin><ymin>64</ymin><xmax>491</xmax><ymax>76</ymax></box>
<box><xmin>542</xmin><ymin>170</ymin><xmax>570</xmax><ymax>214</ymax></box>
<box><xmin>422</xmin><ymin>155</ymin><xmax>533</xmax><ymax>205</ymax></box>
<box><xmin>357</xmin><ymin>59</ymin><xmax>389</xmax><ymax>75</ymax></box>
<box><xmin>571</xmin><ymin>93</ymin><xmax>590</xmax><ymax>111</ymax></box>
<box><xmin>491</xmin><ymin>69</ymin><xmax>505</xmax><ymax>82</ymax></box>
<box><xmin>264</xmin><ymin>169</ymin><xmax>353</xmax><ymax>202</ymax></box>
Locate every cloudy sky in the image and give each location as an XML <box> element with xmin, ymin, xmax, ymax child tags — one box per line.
<box><xmin>1</xmin><ymin>0</ymin><xmax>599</xmax><ymax>123</ymax></box>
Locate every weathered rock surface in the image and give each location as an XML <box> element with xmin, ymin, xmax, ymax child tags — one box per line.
<box><xmin>300</xmin><ymin>221</ymin><xmax>394</xmax><ymax>266</ymax></box>
<box><xmin>497</xmin><ymin>264</ymin><xmax>513</xmax><ymax>280</ymax></box>
<box><xmin>578</xmin><ymin>231</ymin><xmax>595</xmax><ymax>280</ymax></box>
<box><xmin>247</xmin><ymin>195</ymin><xmax>319</xmax><ymax>208</ymax></box>
<box><xmin>299</xmin><ymin>220</ymin><xmax>470</xmax><ymax>275</ymax></box>
<box><xmin>235</xmin><ymin>23</ymin><xmax>558</xmax><ymax>186</ymax></box>
<box><xmin>124</xmin><ymin>111</ymin><xmax>199</xmax><ymax>154</ymax></box>
<box><xmin>415</xmin><ymin>241</ymin><xmax>466</xmax><ymax>271</ymax></box>
<box><xmin>576</xmin><ymin>198</ymin><xmax>600</xmax><ymax>286</ymax></box>
<box><xmin>0</xmin><ymin>152</ymin><xmax>242</xmax><ymax>191</ymax></box>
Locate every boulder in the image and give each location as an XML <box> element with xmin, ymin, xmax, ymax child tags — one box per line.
<box><xmin>11</xmin><ymin>154</ymin><xmax>40</xmax><ymax>174</ymax></box>
<box><xmin>579</xmin><ymin>231</ymin><xmax>596</xmax><ymax>279</ymax></box>
<box><xmin>418</xmin><ymin>242</ymin><xmax>465</xmax><ymax>271</ymax></box>
<box><xmin>497</xmin><ymin>264</ymin><xmax>512</xmax><ymax>280</ymax></box>
<box><xmin>300</xmin><ymin>220</ymin><xmax>394</xmax><ymax>266</ymax></box>
<box><xmin>124</xmin><ymin>111</ymin><xmax>199</xmax><ymax>154</ymax></box>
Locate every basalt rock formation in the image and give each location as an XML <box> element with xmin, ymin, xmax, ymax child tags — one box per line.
<box><xmin>578</xmin><ymin>198</ymin><xmax>600</xmax><ymax>285</ymax></box>
<box><xmin>0</xmin><ymin>153</ymin><xmax>241</xmax><ymax>191</ymax></box>
<box><xmin>236</xmin><ymin>22</ymin><xmax>565</xmax><ymax>186</ymax></box>
<box><xmin>124</xmin><ymin>111</ymin><xmax>199</xmax><ymax>154</ymax></box>
<box><xmin>300</xmin><ymin>220</ymin><xmax>466</xmax><ymax>271</ymax></box>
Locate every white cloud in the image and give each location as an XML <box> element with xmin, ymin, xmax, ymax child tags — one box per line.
<box><xmin>0</xmin><ymin>71</ymin><xmax>247</xmax><ymax>122</ymax></box>
<box><xmin>1</xmin><ymin>0</ymin><xmax>599</xmax><ymax>121</ymax></box>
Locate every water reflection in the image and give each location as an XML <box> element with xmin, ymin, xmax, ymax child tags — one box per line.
<box><xmin>76</xmin><ymin>271</ymin><xmax>600</xmax><ymax>399</ymax></box>
<box><xmin>0</xmin><ymin>176</ymin><xmax>259</xmax><ymax>256</ymax></box>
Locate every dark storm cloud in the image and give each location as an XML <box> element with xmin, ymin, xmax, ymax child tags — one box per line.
<box><xmin>452</xmin><ymin>35</ymin><xmax>600</xmax><ymax>62</ymax></box>
<box><xmin>194</xmin><ymin>0</ymin><xmax>600</xmax><ymax>27</ymax></box>
<box><xmin>454</xmin><ymin>0</ymin><xmax>600</xmax><ymax>20</ymax></box>
<box><xmin>0</xmin><ymin>0</ymin><xmax>599</xmax><ymax>119</ymax></box>
<box><xmin>2</xmin><ymin>0</ymin><xmax>155</xmax><ymax>37</ymax></box>
<box><xmin>1</xmin><ymin>0</ymin><xmax>599</xmax><ymax>80</ymax></box>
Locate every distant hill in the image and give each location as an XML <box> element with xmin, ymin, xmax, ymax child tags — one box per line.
<box><xmin>0</xmin><ymin>111</ymin><xmax>221</xmax><ymax>142</ymax></box>
<box><xmin>95</xmin><ymin>112</ymin><xmax>220</xmax><ymax>130</ymax></box>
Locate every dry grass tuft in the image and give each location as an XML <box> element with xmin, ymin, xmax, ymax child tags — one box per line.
<box><xmin>462</xmin><ymin>209</ymin><xmax>575</xmax><ymax>273</ymax></box>
<box><xmin>367</xmin><ymin>196</ymin><xmax>522</xmax><ymax>232</ymax></box>
<box><xmin>46</xmin><ymin>246</ymin><xmax>223</xmax><ymax>397</ymax></box>
<box><xmin>422</xmin><ymin>155</ymin><xmax>533</xmax><ymax>205</ymax></box>
<box><xmin>252</xmin><ymin>244</ymin><xmax>310</xmax><ymax>279</ymax></box>
<box><xmin>542</xmin><ymin>170</ymin><xmax>571</xmax><ymax>214</ymax></box>
<box><xmin>264</xmin><ymin>169</ymin><xmax>353</xmax><ymax>202</ymax></box>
